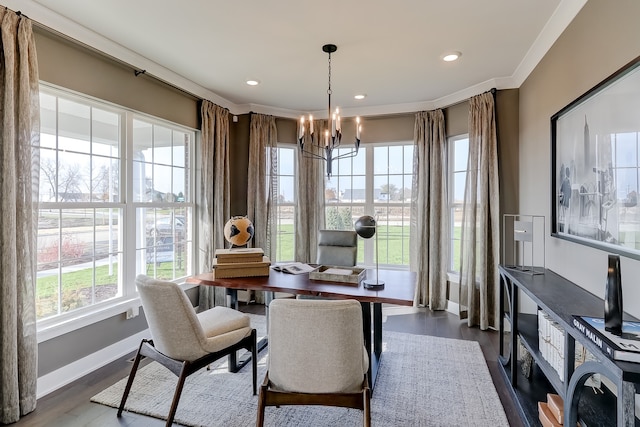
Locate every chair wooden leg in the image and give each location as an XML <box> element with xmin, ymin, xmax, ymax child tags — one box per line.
<box><xmin>251</xmin><ymin>329</ymin><xmax>258</xmax><ymax>395</ymax></box>
<box><xmin>363</xmin><ymin>387</ymin><xmax>371</xmax><ymax>427</ymax></box>
<box><xmin>166</xmin><ymin>362</ymin><xmax>189</xmax><ymax>426</ymax></box>
<box><xmin>117</xmin><ymin>341</ymin><xmax>145</xmax><ymax>417</ymax></box>
<box><xmin>256</xmin><ymin>384</ymin><xmax>267</xmax><ymax>427</ymax></box>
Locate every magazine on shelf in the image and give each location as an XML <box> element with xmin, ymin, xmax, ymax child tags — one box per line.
<box><xmin>572</xmin><ymin>315</ymin><xmax>640</xmax><ymax>363</ymax></box>
<box><xmin>271</xmin><ymin>262</ymin><xmax>317</xmax><ymax>275</ymax></box>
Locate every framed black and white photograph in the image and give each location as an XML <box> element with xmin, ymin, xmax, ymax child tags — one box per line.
<box><xmin>551</xmin><ymin>56</ymin><xmax>640</xmax><ymax>259</ymax></box>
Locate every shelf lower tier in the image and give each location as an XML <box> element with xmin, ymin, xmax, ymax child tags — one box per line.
<box><xmin>498</xmin><ymin>354</ymin><xmax>636</xmax><ymax>426</ymax></box>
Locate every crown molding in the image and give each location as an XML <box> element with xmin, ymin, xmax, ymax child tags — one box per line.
<box><xmin>8</xmin><ymin>0</ymin><xmax>585</xmax><ymax>119</ymax></box>
<box><xmin>512</xmin><ymin>0</ymin><xmax>588</xmax><ymax>87</ymax></box>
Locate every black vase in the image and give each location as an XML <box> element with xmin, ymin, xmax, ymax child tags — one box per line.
<box><xmin>604</xmin><ymin>254</ymin><xmax>623</xmax><ymax>335</ymax></box>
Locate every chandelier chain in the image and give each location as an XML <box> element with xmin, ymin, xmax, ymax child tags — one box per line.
<box><xmin>327</xmin><ymin>52</ymin><xmax>332</xmax><ymax>96</ymax></box>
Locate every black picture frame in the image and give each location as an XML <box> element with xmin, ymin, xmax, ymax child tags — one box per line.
<box><xmin>551</xmin><ymin>55</ymin><xmax>640</xmax><ymax>260</ymax></box>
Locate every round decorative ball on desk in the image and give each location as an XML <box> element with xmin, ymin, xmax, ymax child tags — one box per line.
<box><xmin>223</xmin><ymin>216</ymin><xmax>254</xmax><ymax>247</ymax></box>
<box><xmin>354</xmin><ymin>215</ymin><xmax>376</xmax><ymax>239</ymax></box>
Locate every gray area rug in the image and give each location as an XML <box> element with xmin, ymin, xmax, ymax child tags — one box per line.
<box><xmin>91</xmin><ymin>314</ymin><xmax>509</xmax><ymax>426</ymax></box>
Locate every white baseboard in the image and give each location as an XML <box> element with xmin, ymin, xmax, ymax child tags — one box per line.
<box><xmin>446</xmin><ymin>300</ymin><xmax>459</xmax><ymax>315</ymax></box>
<box><xmin>36</xmin><ymin>329</ymin><xmax>150</xmax><ymax>399</ymax></box>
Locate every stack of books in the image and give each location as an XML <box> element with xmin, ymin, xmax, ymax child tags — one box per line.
<box><xmin>538</xmin><ymin>393</ymin><xmax>564</xmax><ymax>426</ymax></box>
<box><xmin>572</xmin><ymin>315</ymin><xmax>640</xmax><ymax>363</ymax></box>
<box><xmin>213</xmin><ymin>248</ymin><xmax>270</xmax><ymax>278</ymax></box>
<box><xmin>538</xmin><ymin>309</ymin><xmax>565</xmax><ymax>379</ymax></box>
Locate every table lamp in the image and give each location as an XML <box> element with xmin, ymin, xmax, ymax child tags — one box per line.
<box><xmin>354</xmin><ymin>215</ymin><xmax>384</xmax><ymax>289</ymax></box>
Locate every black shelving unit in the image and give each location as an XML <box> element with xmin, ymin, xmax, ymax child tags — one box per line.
<box><xmin>498</xmin><ymin>266</ymin><xmax>640</xmax><ymax>427</ymax></box>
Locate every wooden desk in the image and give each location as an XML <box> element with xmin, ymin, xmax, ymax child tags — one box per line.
<box><xmin>187</xmin><ymin>268</ymin><xmax>416</xmax><ymax>390</ymax></box>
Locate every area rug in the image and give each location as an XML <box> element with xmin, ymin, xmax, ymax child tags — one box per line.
<box><xmin>91</xmin><ymin>314</ymin><xmax>509</xmax><ymax>426</ymax></box>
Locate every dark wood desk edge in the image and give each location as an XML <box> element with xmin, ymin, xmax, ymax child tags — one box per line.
<box><xmin>186</xmin><ymin>271</ymin><xmax>415</xmax><ymax>307</ymax></box>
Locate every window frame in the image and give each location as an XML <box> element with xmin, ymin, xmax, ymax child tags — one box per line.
<box><xmin>446</xmin><ymin>134</ymin><xmax>470</xmax><ymax>282</ymax></box>
<box><xmin>36</xmin><ymin>83</ymin><xmax>198</xmax><ymax>343</ymax></box>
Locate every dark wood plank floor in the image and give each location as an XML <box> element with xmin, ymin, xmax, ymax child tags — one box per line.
<box><xmin>11</xmin><ymin>305</ymin><xmax>525</xmax><ymax>427</ymax></box>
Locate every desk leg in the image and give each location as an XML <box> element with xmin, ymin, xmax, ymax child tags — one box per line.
<box><xmin>226</xmin><ymin>288</ymin><xmax>239</xmax><ymax>371</ymax></box>
<box><xmin>361</xmin><ymin>302</ymin><xmax>380</xmax><ymax>392</ymax></box>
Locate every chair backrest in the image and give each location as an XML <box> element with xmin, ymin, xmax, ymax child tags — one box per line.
<box><xmin>136</xmin><ymin>275</ymin><xmax>207</xmax><ymax>361</ymax></box>
<box><xmin>267</xmin><ymin>299</ymin><xmax>367</xmax><ymax>394</ymax></box>
<box><xmin>316</xmin><ymin>229</ymin><xmax>357</xmax><ymax>267</ymax></box>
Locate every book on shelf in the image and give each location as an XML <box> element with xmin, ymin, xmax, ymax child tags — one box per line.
<box><xmin>215</xmin><ymin>248</ymin><xmax>264</xmax><ymax>264</ymax></box>
<box><xmin>271</xmin><ymin>262</ymin><xmax>317</xmax><ymax>275</ymax></box>
<box><xmin>572</xmin><ymin>315</ymin><xmax>640</xmax><ymax>363</ymax></box>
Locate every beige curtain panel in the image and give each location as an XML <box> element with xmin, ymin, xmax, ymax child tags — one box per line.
<box><xmin>295</xmin><ymin>119</ymin><xmax>327</xmax><ymax>263</ymax></box>
<box><xmin>198</xmin><ymin>100</ymin><xmax>230</xmax><ymax>310</ymax></box>
<box><xmin>410</xmin><ymin>110</ymin><xmax>448</xmax><ymax>310</ymax></box>
<box><xmin>459</xmin><ymin>91</ymin><xmax>500</xmax><ymax>330</ymax></box>
<box><xmin>0</xmin><ymin>8</ymin><xmax>40</xmax><ymax>423</ymax></box>
<box><xmin>247</xmin><ymin>113</ymin><xmax>277</xmax><ymax>259</ymax></box>
<box><xmin>247</xmin><ymin>113</ymin><xmax>277</xmax><ymax>304</ymax></box>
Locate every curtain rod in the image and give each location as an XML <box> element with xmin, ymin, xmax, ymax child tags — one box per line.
<box><xmin>22</xmin><ymin>11</ymin><xmax>202</xmax><ymax>102</ymax></box>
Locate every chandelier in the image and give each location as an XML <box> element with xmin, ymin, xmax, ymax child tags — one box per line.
<box><xmin>298</xmin><ymin>44</ymin><xmax>361</xmax><ymax>178</ymax></box>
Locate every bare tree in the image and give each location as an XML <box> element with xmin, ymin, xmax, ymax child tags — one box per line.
<box><xmin>58</xmin><ymin>163</ymin><xmax>84</xmax><ymax>201</ymax></box>
<box><xmin>41</xmin><ymin>158</ymin><xmax>57</xmax><ymax>200</ymax></box>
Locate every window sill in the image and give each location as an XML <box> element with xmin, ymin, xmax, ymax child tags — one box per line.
<box><xmin>36</xmin><ymin>281</ymin><xmax>198</xmax><ymax>343</ymax></box>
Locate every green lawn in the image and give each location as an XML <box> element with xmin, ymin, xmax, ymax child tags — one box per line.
<box><xmin>277</xmin><ymin>223</ymin><xmax>462</xmax><ymax>270</ymax></box>
<box><xmin>36</xmin><ymin>260</ymin><xmax>185</xmax><ymax>319</ymax></box>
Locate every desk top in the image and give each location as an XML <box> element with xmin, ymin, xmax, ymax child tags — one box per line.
<box><xmin>187</xmin><ymin>268</ymin><xmax>416</xmax><ymax>306</ymax></box>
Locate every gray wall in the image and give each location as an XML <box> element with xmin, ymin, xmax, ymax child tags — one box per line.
<box><xmin>519</xmin><ymin>0</ymin><xmax>640</xmax><ymax>318</ymax></box>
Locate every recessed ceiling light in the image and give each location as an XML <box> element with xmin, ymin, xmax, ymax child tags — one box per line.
<box><xmin>354</xmin><ymin>94</ymin><xmax>366</xmax><ymax>100</ymax></box>
<box><xmin>246</xmin><ymin>79</ymin><xmax>260</xmax><ymax>86</ymax></box>
<box><xmin>442</xmin><ymin>52</ymin><xmax>461</xmax><ymax>62</ymax></box>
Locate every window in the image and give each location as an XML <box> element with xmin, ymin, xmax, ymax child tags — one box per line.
<box><xmin>36</xmin><ymin>85</ymin><xmax>195</xmax><ymax>327</ymax></box>
<box><xmin>447</xmin><ymin>135</ymin><xmax>470</xmax><ymax>274</ymax></box>
<box><xmin>324</xmin><ymin>144</ymin><xmax>414</xmax><ymax>267</ymax></box>
<box><xmin>274</xmin><ymin>146</ymin><xmax>296</xmax><ymax>262</ymax></box>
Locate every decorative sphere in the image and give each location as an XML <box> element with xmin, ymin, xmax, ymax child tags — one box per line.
<box><xmin>224</xmin><ymin>216</ymin><xmax>254</xmax><ymax>247</ymax></box>
<box><xmin>354</xmin><ymin>215</ymin><xmax>376</xmax><ymax>239</ymax></box>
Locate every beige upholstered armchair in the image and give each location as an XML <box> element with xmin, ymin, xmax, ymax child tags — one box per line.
<box><xmin>256</xmin><ymin>298</ymin><xmax>370</xmax><ymax>427</ymax></box>
<box><xmin>316</xmin><ymin>229</ymin><xmax>358</xmax><ymax>267</ymax></box>
<box><xmin>118</xmin><ymin>275</ymin><xmax>257</xmax><ymax>426</ymax></box>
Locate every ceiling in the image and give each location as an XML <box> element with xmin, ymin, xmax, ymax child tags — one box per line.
<box><xmin>13</xmin><ymin>0</ymin><xmax>586</xmax><ymax>118</ymax></box>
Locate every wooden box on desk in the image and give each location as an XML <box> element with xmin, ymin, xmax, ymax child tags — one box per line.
<box><xmin>309</xmin><ymin>266</ymin><xmax>366</xmax><ymax>284</ymax></box>
<box><xmin>212</xmin><ymin>256</ymin><xmax>271</xmax><ymax>278</ymax></box>
<box><xmin>215</xmin><ymin>248</ymin><xmax>264</xmax><ymax>264</ymax></box>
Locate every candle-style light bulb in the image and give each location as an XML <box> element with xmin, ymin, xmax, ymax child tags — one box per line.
<box><xmin>325</xmin><ymin>130</ymin><xmax>329</xmax><ymax>147</ymax></box>
<box><xmin>299</xmin><ymin>116</ymin><xmax>305</xmax><ymax>139</ymax></box>
<box><xmin>309</xmin><ymin>115</ymin><xmax>314</xmax><ymax>134</ymax></box>
<box><xmin>356</xmin><ymin>117</ymin><xmax>361</xmax><ymax>140</ymax></box>
<box><xmin>331</xmin><ymin>113</ymin><xmax>337</xmax><ymax>137</ymax></box>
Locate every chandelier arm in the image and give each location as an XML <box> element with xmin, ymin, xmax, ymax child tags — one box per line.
<box><xmin>300</xmin><ymin>149</ymin><xmax>328</xmax><ymax>161</ymax></box>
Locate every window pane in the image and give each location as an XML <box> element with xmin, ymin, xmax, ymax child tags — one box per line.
<box><xmin>279</xmin><ymin>148</ymin><xmax>294</xmax><ymax>175</ymax></box>
<box><xmin>352</xmin><ymin>148</ymin><xmax>366</xmax><ymax>175</ymax></box>
<box><xmin>388</xmin><ymin>146</ymin><xmax>404</xmax><ymax>173</ymax></box>
<box><xmin>57</xmin><ymin>152</ymin><xmax>90</xmax><ymax>202</ymax></box>
<box><xmin>279</xmin><ymin>176</ymin><xmax>295</xmax><ymax>203</ymax></box>
<box><xmin>453</xmin><ymin>171</ymin><xmax>467</xmax><ymax>203</ymax></box>
<box><xmin>58</xmin><ymin>99</ymin><xmax>90</xmax><ymax>153</ymax></box>
<box><xmin>403</xmin><ymin>145</ymin><xmax>414</xmax><ymax>172</ymax></box>
<box><xmin>36</xmin><ymin>208</ymin><xmax>122</xmax><ymax>319</ymax></box>
<box><xmin>374</xmin><ymin>175</ymin><xmax>389</xmax><ymax>202</ymax></box>
<box><xmin>374</xmin><ymin>146</ymin><xmax>388</xmax><ymax>174</ymax></box>
<box><xmin>137</xmin><ymin>207</ymin><xmax>191</xmax><ymax>280</ymax></box>
<box><xmin>172</xmin><ymin>130</ymin><xmax>187</xmax><ymax>167</ymax></box>
<box><xmin>454</xmin><ymin>138</ymin><xmax>469</xmax><ymax>171</ymax></box>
